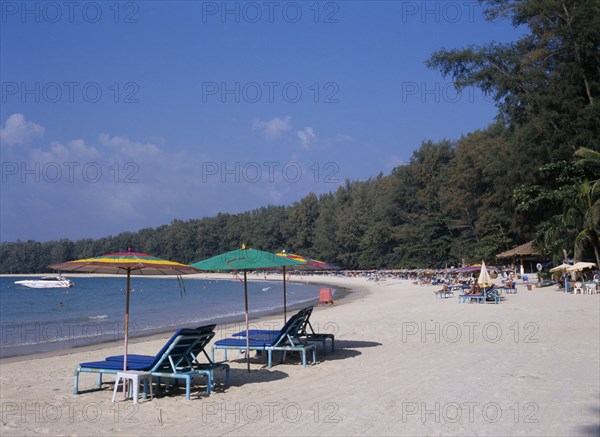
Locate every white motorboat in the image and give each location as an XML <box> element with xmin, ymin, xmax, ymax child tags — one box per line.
<box><xmin>14</xmin><ymin>276</ymin><xmax>74</xmax><ymax>289</ymax></box>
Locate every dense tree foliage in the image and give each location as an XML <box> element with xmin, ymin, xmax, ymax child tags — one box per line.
<box><xmin>427</xmin><ymin>0</ymin><xmax>600</xmax><ymax>223</ymax></box>
<box><xmin>2</xmin><ymin>0</ymin><xmax>598</xmax><ymax>273</ymax></box>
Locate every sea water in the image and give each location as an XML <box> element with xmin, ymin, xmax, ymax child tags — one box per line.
<box><xmin>0</xmin><ymin>276</ymin><xmax>328</xmax><ymax>357</ymax></box>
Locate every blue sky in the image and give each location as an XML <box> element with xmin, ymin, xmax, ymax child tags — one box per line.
<box><xmin>0</xmin><ymin>1</ymin><xmax>523</xmax><ymax>242</ymax></box>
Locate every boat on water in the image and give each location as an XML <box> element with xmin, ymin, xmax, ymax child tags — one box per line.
<box><xmin>14</xmin><ymin>276</ymin><xmax>74</xmax><ymax>289</ymax></box>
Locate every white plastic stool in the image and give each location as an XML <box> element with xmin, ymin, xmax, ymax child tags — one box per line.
<box><xmin>112</xmin><ymin>371</ymin><xmax>153</xmax><ymax>404</ymax></box>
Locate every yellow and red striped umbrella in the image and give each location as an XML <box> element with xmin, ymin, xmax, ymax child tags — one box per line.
<box><xmin>276</xmin><ymin>252</ymin><xmax>339</xmax><ymax>270</ymax></box>
<box><xmin>50</xmin><ymin>250</ymin><xmax>202</xmax><ymax>376</ymax></box>
<box><xmin>274</xmin><ymin>251</ymin><xmax>339</xmax><ymax>322</ymax></box>
<box><xmin>50</xmin><ymin>251</ymin><xmax>200</xmax><ymax>275</ymax></box>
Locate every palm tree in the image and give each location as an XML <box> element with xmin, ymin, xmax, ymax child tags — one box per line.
<box><xmin>574</xmin><ymin>147</ymin><xmax>600</xmax><ymax>182</ymax></box>
<box><xmin>570</xmin><ymin>179</ymin><xmax>600</xmax><ymax>267</ymax></box>
<box><xmin>572</xmin><ymin>147</ymin><xmax>600</xmax><ymax>266</ymax></box>
<box><xmin>540</xmin><ymin>153</ymin><xmax>600</xmax><ymax>266</ymax></box>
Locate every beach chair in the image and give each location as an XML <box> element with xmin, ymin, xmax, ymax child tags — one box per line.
<box><xmin>230</xmin><ymin>308</ymin><xmax>309</xmax><ymax>341</ymax></box>
<box><xmin>458</xmin><ymin>292</ymin><xmax>484</xmax><ymax>303</ymax></box>
<box><xmin>296</xmin><ymin>306</ymin><xmax>335</xmax><ymax>352</ymax></box>
<box><xmin>105</xmin><ymin>324</ymin><xmax>216</xmax><ymax>364</ymax></box>
<box><xmin>458</xmin><ymin>287</ymin><xmax>499</xmax><ymax>304</ymax></box>
<box><xmin>212</xmin><ymin>311</ymin><xmax>317</xmax><ymax>368</ymax></box>
<box><xmin>73</xmin><ymin>327</ymin><xmax>229</xmax><ymax>400</ymax></box>
<box><xmin>104</xmin><ymin>324</ymin><xmax>228</xmax><ymax>394</ymax></box>
<box><xmin>231</xmin><ymin>307</ymin><xmax>335</xmax><ymax>353</ymax></box>
<box><xmin>463</xmin><ymin>294</ymin><xmax>484</xmax><ymax>303</ymax></box>
<box><xmin>485</xmin><ymin>288</ymin><xmax>500</xmax><ymax>304</ymax></box>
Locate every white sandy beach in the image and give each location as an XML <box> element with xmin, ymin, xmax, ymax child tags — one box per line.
<box><xmin>1</xmin><ymin>275</ymin><xmax>598</xmax><ymax>436</ymax></box>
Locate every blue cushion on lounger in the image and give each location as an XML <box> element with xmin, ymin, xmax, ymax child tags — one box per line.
<box><xmin>78</xmin><ymin>360</ymin><xmax>151</xmax><ymax>371</ymax></box>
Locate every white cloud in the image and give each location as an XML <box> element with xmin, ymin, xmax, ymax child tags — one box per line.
<box><xmin>297</xmin><ymin>126</ymin><xmax>316</xmax><ymax>149</ymax></box>
<box><xmin>67</xmin><ymin>139</ymin><xmax>101</xmax><ymax>159</ymax></box>
<box><xmin>30</xmin><ymin>139</ymin><xmax>101</xmax><ymax>163</ymax></box>
<box><xmin>252</xmin><ymin>116</ymin><xmax>292</xmax><ymax>140</ymax></box>
<box><xmin>0</xmin><ymin>113</ymin><xmax>45</xmax><ymax>147</ymax></box>
<box><xmin>98</xmin><ymin>133</ymin><xmax>160</xmax><ymax>157</ymax></box>
<box><xmin>1</xmin><ymin>127</ymin><xmax>208</xmax><ymax>241</ymax></box>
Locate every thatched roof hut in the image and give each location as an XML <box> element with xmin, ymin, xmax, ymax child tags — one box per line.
<box><xmin>496</xmin><ymin>241</ymin><xmax>543</xmax><ymax>275</ymax></box>
<box><xmin>496</xmin><ymin>241</ymin><xmax>541</xmax><ymax>259</ymax></box>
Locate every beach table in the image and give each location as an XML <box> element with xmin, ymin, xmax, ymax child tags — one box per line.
<box><xmin>112</xmin><ymin>371</ymin><xmax>153</xmax><ymax>404</ymax></box>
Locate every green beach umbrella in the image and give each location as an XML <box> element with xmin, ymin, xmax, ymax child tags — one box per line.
<box><xmin>189</xmin><ymin>246</ymin><xmax>303</xmax><ymax>371</ymax></box>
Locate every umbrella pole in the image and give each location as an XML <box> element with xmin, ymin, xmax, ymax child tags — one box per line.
<box><xmin>123</xmin><ymin>268</ymin><xmax>131</xmax><ymax>397</ymax></box>
<box><xmin>244</xmin><ymin>270</ymin><xmax>250</xmax><ymax>372</ymax></box>
<box><xmin>283</xmin><ymin>266</ymin><xmax>287</xmax><ymax>323</ymax></box>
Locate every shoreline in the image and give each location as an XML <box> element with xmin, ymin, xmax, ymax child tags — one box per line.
<box><xmin>0</xmin><ymin>274</ymin><xmax>366</xmax><ymax>363</ymax></box>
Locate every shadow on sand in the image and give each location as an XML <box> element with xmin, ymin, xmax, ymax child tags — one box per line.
<box><xmin>575</xmin><ymin>401</ymin><xmax>600</xmax><ymax>436</ymax></box>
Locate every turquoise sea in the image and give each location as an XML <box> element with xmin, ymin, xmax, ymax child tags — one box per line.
<box><xmin>0</xmin><ymin>276</ymin><xmax>329</xmax><ymax>358</ymax></box>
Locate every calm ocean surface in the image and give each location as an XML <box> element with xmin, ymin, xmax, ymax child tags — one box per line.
<box><xmin>0</xmin><ymin>276</ymin><xmax>330</xmax><ymax>358</ymax></box>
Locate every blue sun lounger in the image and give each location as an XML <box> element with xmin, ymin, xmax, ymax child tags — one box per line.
<box><xmin>74</xmin><ymin>326</ymin><xmax>229</xmax><ymax>400</ymax></box>
<box><xmin>232</xmin><ymin>307</ymin><xmax>335</xmax><ymax>353</ymax></box>
<box><xmin>230</xmin><ymin>308</ymin><xmax>311</xmax><ymax>340</ymax></box>
<box><xmin>458</xmin><ymin>293</ymin><xmax>484</xmax><ymax>303</ymax></box>
<box><xmin>458</xmin><ymin>288</ymin><xmax>500</xmax><ymax>304</ymax></box>
<box><xmin>104</xmin><ymin>325</ymin><xmax>229</xmax><ymax>393</ymax></box>
<box><xmin>213</xmin><ymin>311</ymin><xmax>317</xmax><ymax>368</ymax></box>
<box><xmin>296</xmin><ymin>307</ymin><xmax>335</xmax><ymax>352</ymax></box>
<box><xmin>485</xmin><ymin>288</ymin><xmax>500</xmax><ymax>304</ymax></box>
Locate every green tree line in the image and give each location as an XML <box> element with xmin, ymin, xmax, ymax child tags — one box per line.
<box><xmin>2</xmin><ymin>0</ymin><xmax>599</xmax><ymax>273</ymax></box>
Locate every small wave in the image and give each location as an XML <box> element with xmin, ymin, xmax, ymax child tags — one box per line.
<box><xmin>261</xmin><ymin>287</ymin><xmax>271</xmax><ymax>291</ymax></box>
<box><xmin>88</xmin><ymin>315</ymin><xmax>108</xmax><ymax>320</ymax></box>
